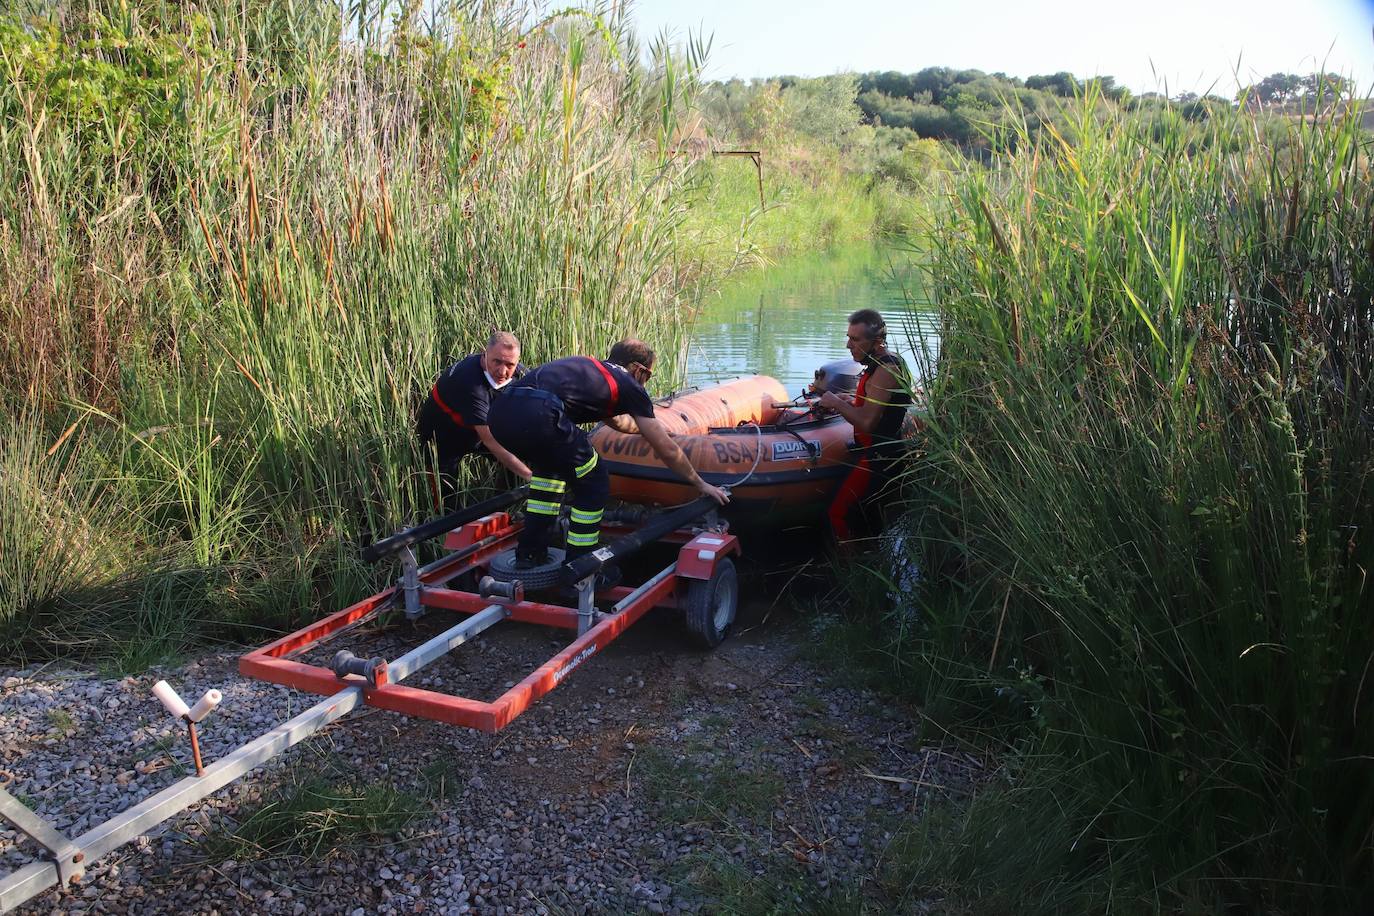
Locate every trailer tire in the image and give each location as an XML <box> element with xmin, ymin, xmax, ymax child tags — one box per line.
<box><xmin>684</xmin><ymin>558</ymin><xmax>738</xmax><ymax>649</ymax></box>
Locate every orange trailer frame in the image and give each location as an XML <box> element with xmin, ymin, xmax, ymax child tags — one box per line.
<box><xmin>239</xmin><ymin>510</ymin><xmax>739</xmax><ymax>733</ymax></box>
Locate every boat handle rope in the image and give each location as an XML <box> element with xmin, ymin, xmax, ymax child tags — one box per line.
<box><xmin>731</xmin><ymin>421</ymin><xmax>766</xmax><ymax>487</ymax></box>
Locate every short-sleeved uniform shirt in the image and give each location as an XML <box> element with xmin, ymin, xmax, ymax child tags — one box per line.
<box><xmin>510</xmin><ymin>357</ymin><xmax>656</xmax><ymax>423</ymax></box>
<box><xmin>416</xmin><ymin>353</ymin><xmax>527</xmax><ymax>461</ymax></box>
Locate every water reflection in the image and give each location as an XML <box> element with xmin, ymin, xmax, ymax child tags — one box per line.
<box><xmin>683</xmin><ymin>242</ymin><xmax>939</xmax><ymax>396</ymax></box>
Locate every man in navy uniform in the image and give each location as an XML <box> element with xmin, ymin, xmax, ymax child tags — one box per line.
<box><xmin>487</xmin><ymin>339</ymin><xmax>730</xmax><ymax>567</ymax></box>
<box><xmin>416</xmin><ymin>330</ymin><xmax>532</xmax><ymax>509</ymax></box>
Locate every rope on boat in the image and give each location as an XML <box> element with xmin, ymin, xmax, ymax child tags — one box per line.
<box><xmin>730</xmin><ymin>420</ymin><xmax>766</xmax><ymax>489</ymax></box>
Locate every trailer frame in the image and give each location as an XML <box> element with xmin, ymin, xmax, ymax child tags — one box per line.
<box><xmin>0</xmin><ymin>493</ymin><xmax>739</xmax><ymax>913</ymax></box>
<box><xmin>240</xmin><ymin>508</ymin><xmax>738</xmax><ymax>732</ymax></box>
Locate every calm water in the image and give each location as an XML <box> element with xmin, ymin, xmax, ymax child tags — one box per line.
<box><xmin>682</xmin><ymin>242</ymin><xmax>939</xmax><ymax>397</ymax></box>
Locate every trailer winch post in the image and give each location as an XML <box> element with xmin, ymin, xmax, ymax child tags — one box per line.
<box><xmin>186</xmin><ymin>721</ymin><xmax>205</xmax><ymax>777</ymax></box>
<box><xmin>577</xmin><ymin>576</ymin><xmax>597</xmax><ymax>635</ymax></box>
<box><xmin>0</xmin><ymin>605</ymin><xmax>508</xmax><ymax>915</ymax></box>
<box><xmin>399</xmin><ymin>546</ymin><xmax>422</xmax><ymax>619</ymax></box>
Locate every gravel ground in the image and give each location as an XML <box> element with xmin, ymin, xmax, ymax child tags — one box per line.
<box><xmin>1</xmin><ymin>598</ymin><xmax>986</xmax><ymax>915</ymax></box>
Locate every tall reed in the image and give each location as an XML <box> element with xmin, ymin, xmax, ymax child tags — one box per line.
<box><xmin>910</xmin><ymin>89</ymin><xmax>1374</xmax><ymax>906</ymax></box>
<box><xmin>0</xmin><ymin>0</ymin><xmax>707</xmax><ymax>661</ymax></box>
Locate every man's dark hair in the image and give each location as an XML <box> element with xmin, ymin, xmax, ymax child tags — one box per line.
<box><xmin>848</xmin><ymin>308</ymin><xmax>887</xmax><ymax>342</ymax></box>
<box><xmin>608</xmin><ymin>338</ymin><xmax>655</xmax><ymax>368</ymax></box>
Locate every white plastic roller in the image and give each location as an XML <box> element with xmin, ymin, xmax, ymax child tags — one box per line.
<box><xmin>151</xmin><ymin>680</ymin><xmax>190</xmax><ymax>719</ymax></box>
<box><xmin>186</xmin><ymin>689</ymin><xmax>223</xmax><ymax>723</ymax></box>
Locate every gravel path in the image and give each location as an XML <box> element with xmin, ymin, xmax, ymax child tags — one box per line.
<box><xmin>2</xmin><ymin>599</ymin><xmax>986</xmax><ymax>914</ymax></box>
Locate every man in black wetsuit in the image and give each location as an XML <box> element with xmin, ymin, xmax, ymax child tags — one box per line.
<box><xmin>487</xmin><ymin>339</ymin><xmax>730</xmax><ymax>567</ymax></box>
<box><xmin>416</xmin><ymin>331</ymin><xmax>532</xmax><ymax>509</ymax></box>
<box><xmin>818</xmin><ymin>308</ymin><xmax>913</xmax><ymax>543</ymax></box>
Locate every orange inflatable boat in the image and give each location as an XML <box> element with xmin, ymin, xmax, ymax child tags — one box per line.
<box><xmin>590</xmin><ymin>374</ymin><xmax>914</xmax><ymax>529</ymax></box>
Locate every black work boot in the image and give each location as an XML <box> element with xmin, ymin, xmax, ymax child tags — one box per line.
<box><xmin>515</xmin><ymin>515</ymin><xmax>555</xmax><ymax>569</ymax></box>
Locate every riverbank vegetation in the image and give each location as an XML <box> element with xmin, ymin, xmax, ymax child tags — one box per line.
<box><xmin>680</xmin><ymin>73</ymin><xmax>956</xmax><ymax>268</ymax></box>
<box><xmin>4</xmin><ymin>5</ymin><xmax>1371</xmax><ymax>903</ymax></box>
<box><xmin>681</xmin><ymin>67</ymin><xmax>1127</xmax><ymax>269</ymax></box>
<box><xmin>840</xmin><ymin>84</ymin><xmax>1373</xmax><ymax>909</ymax></box>
<box><xmin>0</xmin><ymin>0</ymin><xmax>708</xmax><ymax>665</ymax></box>
<box><xmin>683</xmin><ymin>65</ymin><xmax>1361</xmax><ymax>271</ymax></box>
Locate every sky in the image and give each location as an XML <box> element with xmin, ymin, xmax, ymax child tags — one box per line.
<box><xmin>629</xmin><ymin>0</ymin><xmax>1374</xmax><ymax>96</ymax></box>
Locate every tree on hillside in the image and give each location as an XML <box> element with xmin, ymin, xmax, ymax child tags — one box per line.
<box><xmin>782</xmin><ymin>74</ymin><xmax>862</xmax><ymax>147</ymax></box>
<box><xmin>1026</xmin><ymin>71</ymin><xmax>1080</xmax><ymax>97</ymax></box>
<box><xmin>1300</xmin><ymin>72</ymin><xmax>1354</xmax><ymax>99</ymax></box>
<box><xmin>1084</xmin><ymin>75</ymin><xmax>1129</xmax><ymax>102</ymax></box>
<box><xmin>865</xmin><ymin>70</ymin><xmax>917</xmax><ymax>100</ymax></box>
<box><xmin>1253</xmin><ymin>73</ymin><xmax>1303</xmax><ymax>102</ymax></box>
<box><xmin>742</xmin><ymin>81</ymin><xmax>786</xmax><ymax>143</ymax></box>
<box><xmin>1239</xmin><ymin>71</ymin><xmax>1355</xmax><ymax>104</ymax></box>
<box><xmin>909</xmin><ymin>66</ymin><xmax>957</xmax><ymax>102</ymax></box>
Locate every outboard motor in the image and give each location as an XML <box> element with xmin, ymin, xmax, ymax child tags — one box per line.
<box><xmin>809</xmin><ymin>358</ymin><xmax>863</xmax><ymax>398</ymax></box>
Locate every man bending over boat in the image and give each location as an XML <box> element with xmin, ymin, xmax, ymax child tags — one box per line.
<box><xmin>416</xmin><ymin>330</ymin><xmax>533</xmax><ymax>509</ymax></box>
<box><xmin>487</xmin><ymin>340</ymin><xmax>730</xmax><ymax>571</ymax></box>
<box><xmin>819</xmin><ymin>308</ymin><xmax>913</xmax><ymax>543</ymax></box>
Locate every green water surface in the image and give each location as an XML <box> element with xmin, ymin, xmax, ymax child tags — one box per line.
<box><xmin>683</xmin><ymin>241</ymin><xmax>938</xmax><ymax>396</ymax></box>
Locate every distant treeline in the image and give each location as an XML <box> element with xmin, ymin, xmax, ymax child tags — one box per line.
<box><xmin>853</xmin><ymin>68</ymin><xmax>1122</xmax><ymax>148</ymax></box>
<box><xmin>702</xmin><ymin>67</ymin><xmax>1360</xmax><ymax>157</ymax></box>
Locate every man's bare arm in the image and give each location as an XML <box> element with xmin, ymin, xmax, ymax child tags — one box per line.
<box><xmin>474</xmin><ymin>425</ymin><xmax>533</xmax><ymax>480</ymax></box>
<box><xmin>819</xmin><ymin>366</ymin><xmax>896</xmax><ymax>434</ymax></box>
<box><xmin>635</xmin><ymin>417</ymin><xmax>730</xmax><ymax>505</ymax></box>
<box><xmin>603</xmin><ymin>414</ymin><xmax>640</xmax><ymax>434</ymax></box>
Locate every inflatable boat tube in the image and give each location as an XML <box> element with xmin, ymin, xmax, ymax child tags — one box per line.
<box><xmin>591</xmin><ymin>376</ymin><xmax>879</xmax><ymax>528</ymax></box>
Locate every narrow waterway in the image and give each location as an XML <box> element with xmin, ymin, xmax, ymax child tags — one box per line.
<box><xmin>684</xmin><ymin>241</ymin><xmax>939</xmax><ymax>396</ymax></box>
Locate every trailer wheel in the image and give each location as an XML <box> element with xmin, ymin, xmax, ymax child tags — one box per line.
<box><xmin>684</xmin><ymin>558</ymin><xmax>738</xmax><ymax>649</ymax></box>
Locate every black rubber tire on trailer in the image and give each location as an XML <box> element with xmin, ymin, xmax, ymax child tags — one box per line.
<box><xmin>487</xmin><ymin>547</ymin><xmax>567</xmax><ymax>590</ymax></box>
<box><xmin>684</xmin><ymin>558</ymin><xmax>739</xmax><ymax>649</ymax></box>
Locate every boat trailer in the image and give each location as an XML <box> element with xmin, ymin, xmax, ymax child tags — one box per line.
<box><xmin>0</xmin><ymin>489</ymin><xmax>738</xmax><ymax>912</ymax></box>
